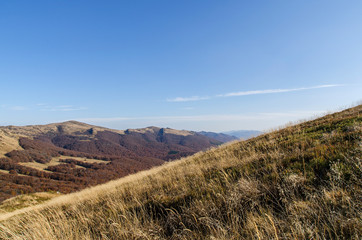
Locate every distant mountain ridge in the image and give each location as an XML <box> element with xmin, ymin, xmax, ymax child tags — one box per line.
<box><xmin>0</xmin><ymin>121</ymin><xmax>226</xmax><ymax>202</ymax></box>
<box><xmin>198</xmin><ymin>131</ymin><xmax>238</xmax><ymax>142</ymax></box>
<box><xmin>222</xmin><ymin>130</ymin><xmax>263</xmax><ymax>139</ymax></box>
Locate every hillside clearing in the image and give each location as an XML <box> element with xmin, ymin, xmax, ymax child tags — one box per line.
<box><xmin>18</xmin><ymin>156</ymin><xmax>110</xmax><ymax>172</ymax></box>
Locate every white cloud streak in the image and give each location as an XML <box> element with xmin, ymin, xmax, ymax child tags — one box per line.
<box><xmin>167</xmin><ymin>96</ymin><xmax>210</xmax><ymax>102</ymax></box>
<box><xmin>168</xmin><ymin>84</ymin><xmax>344</xmax><ymax>102</ymax></box>
<box><xmin>1</xmin><ymin>104</ymin><xmax>88</xmax><ymax>112</ymax></box>
<box><xmin>10</xmin><ymin>106</ymin><xmax>27</xmax><ymax>111</ymax></box>
<box><xmin>39</xmin><ymin>105</ymin><xmax>87</xmax><ymax>112</ymax></box>
<box><xmin>1</xmin><ymin>105</ymin><xmax>27</xmax><ymax>111</ymax></box>
<box><xmin>218</xmin><ymin>84</ymin><xmax>342</xmax><ymax>97</ymax></box>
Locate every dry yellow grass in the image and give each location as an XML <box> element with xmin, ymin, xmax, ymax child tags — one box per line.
<box><xmin>0</xmin><ymin>130</ymin><xmax>23</xmax><ymax>158</ymax></box>
<box><xmin>0</xmin><ymin>105</ymin><xmax>361</xmax><ymax>239</ymax></box>
<box><xmin>0</xmin><ymin>192</ymin><xmax>61</xmax><ymax>214</ymax></box>
<box><xmin>0</xmin><ymin>169</ymin><xmax>9</xmax><ymax>174</ymax></box>
<box><xmin>163</xmin><ymin>128</ymin><xmax>192</xmax><ymax>136</ymax></box>
<box><xmin>0</xmin><ymin>169</ymin><xmax>27</xmax><ymax>177</ymax></box>
<box><xmin>18</xmin><ymin>156</ymin><xmax>110</xmax><ymax>172</ymax></box>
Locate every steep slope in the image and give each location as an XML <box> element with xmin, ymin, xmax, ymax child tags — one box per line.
<box><xmin>0</xmin><ymin>105</ymin><xmax>361</xmax><ymax>239</ymax></box>
<box><xmin>0</xmin><ymin>122</ymin><xmax>222</xmax><ymax>202</ymax></box>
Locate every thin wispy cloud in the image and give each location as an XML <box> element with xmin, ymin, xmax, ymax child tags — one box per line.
<box><xmin>39</xmin><ymin>104</ymin><xmax>87</xmax><ymax>112</ymax></box>
<box><xmin>218</xmin><ymin>84</ymin><xmax>343</xmax><ymax>97</ymax></box>
<box><xmin>168</xmin><ymin>84</ymin><xmax>344</xmax><ymax>102</ymax></box>
<box><xmin>2</xmin><ymin>104</ymin><xmax>88</xmax><ymax>112</ymax></box>
<box><xmin>167</xmin><ymin>96</ymin><xmax>210</xmax><ymax>102</ymax></box>
<box><xmin>1</xmin><ymin>105</ymin><xmax>27</xmax><ymax>111</ymax></box>
<box><xmin>10</xmin><ymin>106</ymin><xmax>27</xmax><ymax>111</ymax></box>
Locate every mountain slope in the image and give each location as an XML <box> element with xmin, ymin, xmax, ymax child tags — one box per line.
<box><xmin>0</xmin><ymin>105</ymin><xmax>361</xmax><ymax>239</ymax></box>
<box><xmin>0</xmin><ymin>122</ymin><xmax>222</xmax><ymax>202</ymax></box>
<box><xmin>198</xmin><ymin>131</ymin><xmax>238</xmax><ymax>142</ymax></box>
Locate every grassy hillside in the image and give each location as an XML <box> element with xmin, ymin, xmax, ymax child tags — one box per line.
<box><xmin>0</xmin><ymin>105</ymin><xmax>361</xmax><ymax>239</ymax></box>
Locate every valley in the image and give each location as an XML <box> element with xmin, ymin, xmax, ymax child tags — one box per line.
<box><xmin>0</xmin><ymin>121</ymin><xmax>232</xmax><ymax>202</ymax></box>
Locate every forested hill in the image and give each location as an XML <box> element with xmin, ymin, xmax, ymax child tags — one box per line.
<box><xmin>0</xmin><ymin>121</ymin><xmax>224</xmax><ymax>202</ymax></box>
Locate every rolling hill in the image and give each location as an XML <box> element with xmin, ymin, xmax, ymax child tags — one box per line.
<box><xmin>0</xmin><ymin>105</ymin><xmax>360</xmax><ymax>239</ymax></box>
<box><xmin>0</xmin><ymin>121</ymin><xmax>224</xmax><ymax>202</ymax></box>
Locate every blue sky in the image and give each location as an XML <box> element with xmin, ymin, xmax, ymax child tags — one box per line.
<box><xmin>0</xmin><ymin>1</ymin><xmax>361</xmax><ymax>132</ymax></box>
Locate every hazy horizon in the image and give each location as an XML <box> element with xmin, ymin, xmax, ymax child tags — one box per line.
<box><xmin>0</xmin><ymin>103</ymin><xmax>353</xmax><ymax>132</ymax></box>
